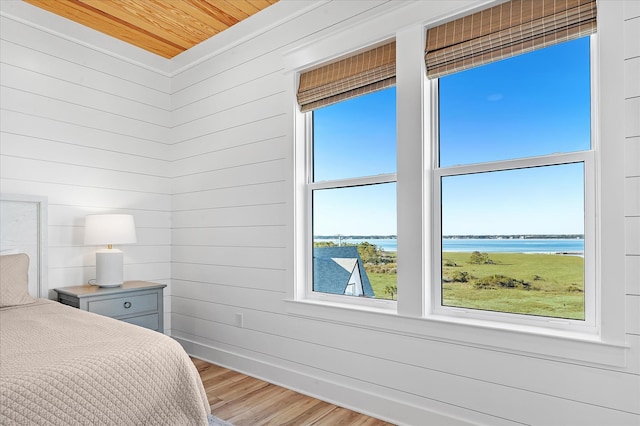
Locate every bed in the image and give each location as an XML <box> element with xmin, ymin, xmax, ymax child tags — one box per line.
<box><xmin>0</xmin><ymin>194</ymin><xmax>211</xmax><ymax>425</ymax></box>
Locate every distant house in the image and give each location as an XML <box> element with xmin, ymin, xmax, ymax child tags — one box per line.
<box><xmin>313</xmin><ymin>246</ymin><xmax>375</xmax><ymax>297</ymax></box>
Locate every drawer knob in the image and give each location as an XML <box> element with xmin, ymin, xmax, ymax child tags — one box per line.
<box><xmin>124</xmin><ymin>301</ymin><xmax>132</xmax><ymax>309</ymax></box>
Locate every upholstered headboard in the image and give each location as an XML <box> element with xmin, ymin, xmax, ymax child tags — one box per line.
<box><xmin>0</xmin><ymin>194</ymin><xmax>48</xmax><ymax>298</ymax></box>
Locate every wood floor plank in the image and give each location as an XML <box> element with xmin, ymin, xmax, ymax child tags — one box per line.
<box><xmin>250</xmin><ymin>391</ymin><xmax>327</xmax><ymax>426</ymax></box>
<box><xmin>217</xmin><ymin>385</ymin><xmax>291</xmax><ymax>422</ymax></box>
<box><xmin>214</xmin><ymin>376</ymin><xmax>271</xmax><ymax>401</ymax></box>
<box><xmin>191</xmin><ymin>358</ymin><xmax>394</xmax><ymax>425</ymax></box>
<box><xmin>273</xmin><ymin>399</ymin><xmax>337</xmax><ymax>426</ymax></box>
<box><xmin>231</xmin><ymin>388</ymin><xmax>307</xmax><ymax>425</ymax></box>
<box><xmin>312</xmin><ymin>407</ymin><xmax>383</xmax><ymax>426</ymax></box>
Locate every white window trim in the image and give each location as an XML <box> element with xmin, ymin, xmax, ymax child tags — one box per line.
<box><xmin>284</xmin><ymin>0</ymin><xmax>629</xmax><ymax>368</ymax></box>
<box><xmin>432</xmin><ymin>149</ymin><xmax>597</xmax><ymax>333</ymax></box>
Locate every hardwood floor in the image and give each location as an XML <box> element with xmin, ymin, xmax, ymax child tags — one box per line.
<box><xmin>192</xmin><ymin>358</ymin><xmax>394</xmax><ymax>426</ymax></box>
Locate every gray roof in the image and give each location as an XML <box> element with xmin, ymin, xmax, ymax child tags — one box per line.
<box><xmin>313</xmin><ymin>246</ymin><xmax>375</xmax><ymax>297</ymax></box>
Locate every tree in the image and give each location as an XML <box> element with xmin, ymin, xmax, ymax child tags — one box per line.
<box><xmin>384</xmin><ymin>285</ymin><xmax>397</xmax><ymax>300</ymax></box>
<box><xmin>357</xmin><ymin>242</ymin><xmax>381</xmax><ymax>264</ymax></box>
<box><xmin>314</xmin><ymin>241</ymin><xmax>337</xmax><ymax>247</ymax></box>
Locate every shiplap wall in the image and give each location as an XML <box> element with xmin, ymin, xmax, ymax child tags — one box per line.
<box><xmin>625</xmin><ymin>3</ymin><xmax>640</xmax><ymax>344</ymax></box>
<box><xmin>0</xmin><ymin>7</ymin><xmax>174</xmax><ymax>328</ymax></box>
<box><xmin>1</xmin><ymin>0</ymin><xmax>638</xmax><ymax>424</ymax></box>
<box><xmin>170</xmin><ymin>1</ymin><xmax>640</xmax><ymax>425</ymax></box>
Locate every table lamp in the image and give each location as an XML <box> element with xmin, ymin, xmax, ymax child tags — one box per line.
<box><xmin>84</xmin><ymin>214</ymin><xmax>136</xmax><ymax>287</ymax></box>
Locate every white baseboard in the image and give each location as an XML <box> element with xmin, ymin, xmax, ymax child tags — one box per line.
<box><xmin>175</xmin><ymin>336</ymin><xmax>482</xmax><ymax>426</ymax></box>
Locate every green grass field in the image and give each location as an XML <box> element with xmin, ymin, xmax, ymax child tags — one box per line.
<box><xmin>444</xmin><ymin>252</ymin><xmax>584</xmax><ymax>319</ymax></box>
<box><xmin>366</xmin><ymin>250</ymin><xmax>397</xmax><ymax>300</ymax></box>
<box><xmin>368</xmin><ymin>272</ymin><xmax>397</xmax><ymax>300</ymax></box>
<box><xmin>367</xmin><ymin>251</ymin><xmax>585</xmax><ymax>319</ymax></box>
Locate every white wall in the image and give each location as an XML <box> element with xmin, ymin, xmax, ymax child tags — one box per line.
<box><xmin>624</xmin><ymin>2</ymin><xmax>640</xmax><ymax>341</ymax></box>
<box><xmin>1</xmin><ymin>1</ymin><xmax>638</xmax><ymax>424</ymax></box>
<box><xmin>170</xmin><ymin>1</ymin><xmax>640</xmax><ymax>425</ymax></box>
<box><xmin>0</xmin><ymin>3</ymin><xmax>174</xmax><ymax>327</ymax></box>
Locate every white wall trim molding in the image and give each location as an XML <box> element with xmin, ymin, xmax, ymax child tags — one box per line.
<box><xmin>168</xmin><ymin>0</ymin><xmax>332</xmax><ymax>78</ymax></box>
<box><xmin>284</xmin><ymin>300</ymin><xmax>631</xmax><ymax>368</ymax></box>
<box><xmin>175</xmin><ymin>336</ymin><xmax>486</xmax><ymax>426</ymax></box>
<box><xmin>0</xmin><ymin>1</ymin><xmax>172</xmax><ymax>78</ymax></box>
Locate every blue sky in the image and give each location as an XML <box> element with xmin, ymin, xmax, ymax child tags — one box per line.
<box><xmin>439</xmin><ymin>37</ymin><xmax>590</xmax><ymax>167</ymax></box>
<box><xmin>313</xmin><ymin>37</ymin><xmax>590</xmax><ymax>236</ymax></box>
<box><xmin>313</xmin><ymin>88</ymin><xmax>396</xmax><ymax>182</ymax></box>
<box><xmin>313</xmin><ymin>87</ymin><xmax>396</xmax><ymax>235</ymax></box>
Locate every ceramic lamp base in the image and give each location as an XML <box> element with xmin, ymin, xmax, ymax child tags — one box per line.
<box><xmin>95</xmin><ymin>249</ymin><xmax>124</xmax><ymax>287</ymax></box>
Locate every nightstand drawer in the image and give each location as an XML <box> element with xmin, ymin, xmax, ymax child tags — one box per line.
<box><xmin>88</xmin><ymin>293</ymin><xmax>157</xmax><ymax>318</ymax></box>
<box><xmin>121</xmin><ymin>313</ymin><xmax>159</xmax><ymax>331</ymax></box>
<box><xmin>56</xmin><ymin>281</ymin><xmax>166</xmax><ymax>332</ymax></box>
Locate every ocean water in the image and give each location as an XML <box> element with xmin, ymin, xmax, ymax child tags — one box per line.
<box><xmin>441</xmin><ymin>238</ymin><xmax>584</xmax><ymax>253</ymax></box>
<box><xmin>314</xmin><ymin>238</ymin><xmax>584</xmax><ymax>253</ymax></box>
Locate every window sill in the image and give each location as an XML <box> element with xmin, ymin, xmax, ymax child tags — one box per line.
<box><xmin>284</xmin><ymin>299</ymin><xmax>630</xmax><ymax>367</ymax></box>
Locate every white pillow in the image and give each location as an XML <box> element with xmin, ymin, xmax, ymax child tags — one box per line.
<box><xmin>0</xmin><ymin>253</ymin><xmax>36</xmax><ymax>307</ymax></box>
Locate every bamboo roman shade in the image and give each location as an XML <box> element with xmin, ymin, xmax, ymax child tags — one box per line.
<box><xmin>297</xmin><ymin>41</ymin><xmax>396</xmax><ymax>112</ymax></box>
<box><xmin>425</xmin><ymin>0</ymin><xmax>597</xmax><ymax>79</ymax></box>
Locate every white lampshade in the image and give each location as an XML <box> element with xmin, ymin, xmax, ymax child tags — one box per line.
<box><xmin>84</xmin><ymin>214</ymin><xmax>137</xmax><ymax>246</ymax></box>
<box><xmin>84</xmin><ymin>214</ymin><xmax>136</xmax><ymax>287</ymax></box>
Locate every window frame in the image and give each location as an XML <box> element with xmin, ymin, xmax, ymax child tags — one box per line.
<box><xmin>429</xmin><ymin>35</ymin><xmax>598</xmax><ymax>333</ymax></box>
<box><xmin>432</xmin><ymin>152</ymin><xmax>597</xmax><ymax>331</ymax></box>
<box><xmin>303</xmin><ymin>103</ymin><xmax>398</xmax><ymax>309</ymax></box>
<box><xmin>285</xmin><ymin>0</ymin><xmax>628</xmax><ymax>367</ymax></box>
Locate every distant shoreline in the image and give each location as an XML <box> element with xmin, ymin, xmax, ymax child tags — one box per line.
<box><xmin>315</xmin><ymin>236</ymin><xmax>584</xmax><ymax>254</ymax></box>
<box><xmin>315</xmin><ymin>234</ymin><xmax>584</xmax><ymax>240</ymax></box>
<box><xmin>442</xmin><ymin>235</ymin><xmax>584</xmax><ymax>240</ymax></box>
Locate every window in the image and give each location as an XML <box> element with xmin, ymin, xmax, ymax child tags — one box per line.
<box><xmin>310</xmin><ymin>87</ymin><xmax>397</xmax><ymax>303</ymax></box>
<box><xmin>295</xmin><ymin>41</ymin><xmax>398</xmax><ymax>305</ymax></box>
<box><xmin>289</xmin><ymin>0</ymin><xmax>628</xmax><ymax>365</ymax></box>
<box><xmin>433</xmin><ymin>36</ymin><xmax>595</xmax><ymax>327</ymax></box>
<box><xmin>296</xmin><ymin>3</ymin><xmax>597</xmax><ymax>321</ymax></box>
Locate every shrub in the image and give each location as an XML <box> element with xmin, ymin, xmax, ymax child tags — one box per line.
<box><xmin>474</xmin><ymin>281</ymin><xmax>496</xmax><ymax>289</ymax></box>
<box><xmin>474</xmin><ymin>274</ymin><xmax>531</xmax><ymax>290</ymax></box>
<box><xmin>469</xmin><ymin>251</ymin><xmax>494</xmax><ymax>264</ymax></box>
<box><xmin>450</xmin><ymin>271</ymin><xmax>470</xmax><ymax>282</ymax></box>
<box><xmin>367</xmin><ymin>263</ymin><xmax>398</xmax><ymax>274</ymax></box>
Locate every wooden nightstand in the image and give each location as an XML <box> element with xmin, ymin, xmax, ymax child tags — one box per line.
<box><xmin>56</xmin><ymin>281</ymin><xmax>166</xmax><ymax>332</ymax></box>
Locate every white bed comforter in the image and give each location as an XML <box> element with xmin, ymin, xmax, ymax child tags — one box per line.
<box><xmin>0</xmin><ymin>299</ymin><xmax>210</xmax><ymax>425</ymax></box>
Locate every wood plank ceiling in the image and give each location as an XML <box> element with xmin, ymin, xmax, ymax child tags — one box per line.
<box><xmin>23</xmin><ymin>0</ymin><xmax>279</xmax><ymax>58</ymax></box>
